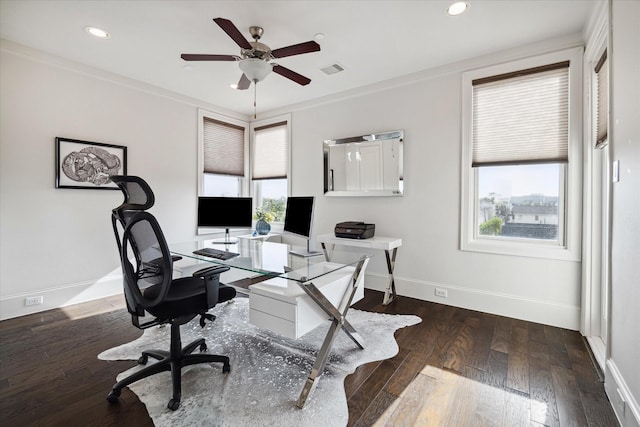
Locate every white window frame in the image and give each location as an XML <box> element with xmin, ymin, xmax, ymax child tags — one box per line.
<box><xmin>460</xmin><ymin>47</ymin><xmax>583</xmax><ymax>261</ymax></box>
<box><xmin>197</xmin><ymin>109</ymin><xmax>250</xmax><ymax>197</ymax></box>
<box><xmin>249</xmin><ymin>113</ymin><xmax>292</xmax><ymax>229</ymax></box>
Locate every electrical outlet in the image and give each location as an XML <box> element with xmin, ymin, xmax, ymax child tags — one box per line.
<box><xmin>435</xmin><ymin>288</ymin><xmax>448</xmax><ymax>298</ymax></box>
<box><xmin>25</xmin><ymin>296</ymin><xmax>44</xmax><ymax>306</ymax></box>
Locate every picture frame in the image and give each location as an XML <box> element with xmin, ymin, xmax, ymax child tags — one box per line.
<box><xmin>55</xmin><ymin>137</ymin><xmax>127</xmax><ymax>189</ymax></box>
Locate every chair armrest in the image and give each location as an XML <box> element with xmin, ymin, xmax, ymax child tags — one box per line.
<box><xmin>140</xmin><ymin>255</ymin><xmax>182</xmax><ymax>279</ymax></box>
<box><xmin>144</xmin><ymin>255</ymin><xmax>181</xmax><ymax>268</ymax></box>
<box><xmin>193</xmin><ymin>265</ymin><xmax>231</xmax><ymax>308</ymax></box>
<box><xmin>192</xmin><ymin>265</ymin><xmax>230</xmax><ymax>279</ymax></box>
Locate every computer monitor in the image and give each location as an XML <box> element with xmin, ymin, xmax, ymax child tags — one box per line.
<box><xmin>283</xmin><ymin>196</ymin><xmax>322</xmax><ymax>257</ymax></box>
<box><xmin>197</xmin><ymin>196</ymin><xmax>252</xmax><ymax>244</ymax></box>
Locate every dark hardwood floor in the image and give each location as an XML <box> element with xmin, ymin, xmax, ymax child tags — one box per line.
<box><xmin>0</xmin><ymin>290</ymin><xmax>617</xmax><ymax>426</ymax></box>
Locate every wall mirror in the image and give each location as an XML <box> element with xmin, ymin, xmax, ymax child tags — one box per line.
<box><xmin>323</xmin><ymin>130</ymin><xmax>404</xmax><ymax>197</ymax></box>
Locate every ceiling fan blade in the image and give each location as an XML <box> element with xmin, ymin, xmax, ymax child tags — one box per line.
<box><xmin>237</xmin><ymin>74</ymin><xmax>251</xmax><ymax>90</ymax></box>
<box><xmin>213</xmin><ymin>17</ymin><xmax>252</xmax><ymax>50</ymax></box>
<box><xmin>181</xmin><ymin>54</ymin><xmax>239</xmax><ymax>61</ymax></box>
<box><xmin>272</xmin><ymin>65</ymin><xmax>311</xmax><ymax>86</ymax></box>
<box><xmin>271</xmin><ymin>41</ymin><xmax>321</xmax><ymax>59</ymax></box>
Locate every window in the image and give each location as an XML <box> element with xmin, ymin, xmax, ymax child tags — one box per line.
<box><xmin>460</xmin><ymin>47</ymin><xmax>582</xmax><ymax>260</ymax></box>
<box><xmin>477</xmin><ymin>163</ymin><xmax>564</xmax><ymax>239</ymax></box>
<box><xmin>198</xmin><ymin>111</ymin><xmax>290</xmax><ymax>226</ymax></box>
<box><xmin>250</xmin><ymin>115</ymin><xmax>290</xmax><ymax>222</ymax></box>
<box><xmin>198</xmin><ymin>110</ymin><xmax>249</xmax><ymax>197</ymax></box>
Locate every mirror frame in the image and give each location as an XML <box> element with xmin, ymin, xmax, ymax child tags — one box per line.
<box><xmin>323</xmin><ymin>130</ymin><xmax>404</xmax><ymax>197</ymax></box>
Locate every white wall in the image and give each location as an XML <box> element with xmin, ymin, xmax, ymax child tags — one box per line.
<box><xmin>605</xmin><ymin>1</ymin><xmax>640</xmax><ymax>426</ymax></box>
<box><xmin>1</xmin><ymin>36</ymin><xmax>583</xmax><ymax>328</ymax></box>
<box><xmin>0</xmin><ymin>41</ymin><xmax>247</xmax><ymax>318</ymax></box>
<box><xmin>287</xmin><ymin>49</ymin><xmax>582</xmax><ymax>330</ymax></box>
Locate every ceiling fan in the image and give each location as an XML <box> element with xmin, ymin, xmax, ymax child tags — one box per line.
<box><xmin>181</xmin><ymin>18</ymin><xmax>321</xmax><ymax>90</ymax></box>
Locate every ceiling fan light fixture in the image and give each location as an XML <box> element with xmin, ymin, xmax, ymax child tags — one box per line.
<box><xmin>446</xmin><ymin>1</ymin><xmax>469</xmax><ymax>16</ymax></box>
<box><xmin>239</xmin><ymin>58</ymin><xmax>272</xmax><ymax>82</ymax></box>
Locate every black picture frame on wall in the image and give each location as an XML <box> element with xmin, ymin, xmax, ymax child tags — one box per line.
<box><xmin>55</xmin><ymin>137</ymin><xmax>127</xmax><ymax>189</ymax></box>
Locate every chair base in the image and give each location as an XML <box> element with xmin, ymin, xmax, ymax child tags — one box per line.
<box><xmin>107</xmin><ymin>324</ymin><xmax>230</xmax><ymax>411</ymax></box>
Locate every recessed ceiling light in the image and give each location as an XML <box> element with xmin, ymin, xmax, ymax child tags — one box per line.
<box><xmin>230</xmin><ymin>83</ymin><xmax>239</xmax><ymax>89</ymax></box>
<box><xmin>446</xmin><ymin>1</ymin><xmax>469</xmax><ymax>16</ymax></box>
<box><xmin>85</xmin><ymin>26</ymin><xmax>110</xmax><ymax>39</ymax></box>
<box><xmin>314</xmin><ymin>33</ymin><xmax>325</xmax><ymax>40</ymax></box>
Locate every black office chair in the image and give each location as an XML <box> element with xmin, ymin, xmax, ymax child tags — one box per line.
<box><xmin>107</xmin><ymin>175</ymin><xmax>236</xmax><ymax>410</ymax></box>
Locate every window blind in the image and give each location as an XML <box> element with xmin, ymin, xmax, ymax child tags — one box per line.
<box><xmin>595</xmin><ymin>50</ymin><xmax>608</xmax><ymax>149</ymax></box>
<box><xmin>203</xmin><ymin>117</ymin><xmax>245</xmax><ymax>176</ymax></box>
<box><xmin>252</xmin><ymin>121</ymin><xmax>288</xmax><ymax>180</ymax></box>
<box><xmin>472</xmin><ymin>61</ymin><xmax>569</xmax><ymax>167</ymax></box>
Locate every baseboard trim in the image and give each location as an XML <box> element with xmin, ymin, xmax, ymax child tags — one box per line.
<box><xmin>363</xmin><ymin>272</ymin><xmax>580</xmax><ymax>330</ymax></box>
<box><xmin>0</xmin><ymin>274</ymin><xmax>123</xmax><ymax>321</ymax></box>
<box><xmin>583</xmin><ymin>336</ymin><xmax>605</xmax><ymax>382</ymax></box>
<box><xmin>606</xmin><ymin>359</ymin><xmax>640</xmax><ymax>427</ymax></box>
<box><xmin>585</xmin><ymin>335</ymin><xmax>607</xmax><ymax>373</ymax></box>
<box><xmin>2</xmin><ymin>270</ymin><xmax>581</xmax><ymax>330</ymax></box>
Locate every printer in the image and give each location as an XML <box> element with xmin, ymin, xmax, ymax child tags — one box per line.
<box><xmin>334</xmin><ymin>221</ymin><xmax>375</xmax><ymax>239</ymax></box>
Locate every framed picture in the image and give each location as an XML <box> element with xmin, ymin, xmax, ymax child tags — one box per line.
<box><xmin>55</xmin><ymin>137</ymin><xmax>127</xmax><ymax>189</ymax></box>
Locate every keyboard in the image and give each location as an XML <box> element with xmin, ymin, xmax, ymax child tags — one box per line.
<box><xmin>193</xmin><ymin>247</ymin><xmax>239</xmax><ymax>261</ymax></box>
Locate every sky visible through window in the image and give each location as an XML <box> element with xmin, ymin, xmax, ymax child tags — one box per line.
<box><xmin>259</xmin><ymin>179</ymin><xmax>286</xmax><ymax>200</ymax></box>
<box><xmin>478</xmin><ymin>164</ymin><xmax>560</xmax><ymax>199</ymax></box>
<box><xmin>203</xmin><ymin>174</ymin><xmax>240</xmax><ymax>197</ymax></box>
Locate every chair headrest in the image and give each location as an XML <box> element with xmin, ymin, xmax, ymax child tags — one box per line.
<box><xmin>111</xmin><ymin>175</ymin><xmax>155</xmax><ymax>211</ymax></box>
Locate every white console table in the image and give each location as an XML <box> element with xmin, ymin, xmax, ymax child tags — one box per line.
<box><xmin>317</xmin><ymin>233</ymin><xmax>402</xmax><ymax>305</ymax></box>
<box><xmin>248</xmin><ymin>264</ymin><xmax>366</xmax><ymax>339</ymax></box>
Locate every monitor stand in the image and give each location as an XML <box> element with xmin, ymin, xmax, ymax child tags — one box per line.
<box><xmin>289</xmin><ymin>239</ymin><xmax>323</xmax><ymax>258</ymax></box>
<box><xmin>209</xmin><ymin>228</ymin><xmax>238</xmax><ymax>245</ymax></box>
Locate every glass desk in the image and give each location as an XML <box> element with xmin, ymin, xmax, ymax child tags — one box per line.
<box><xmin>170</xmin><ymin>239</ymin><xmax>371</xmax><ymax>408</ymax></box>
<box><xmin>171</xmin><ymin>239</ymin><xmax>367</xmax><ymax>284</ymax></box>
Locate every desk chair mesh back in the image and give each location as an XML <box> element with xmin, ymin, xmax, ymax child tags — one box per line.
<box><xmin>110</xmin><ymin>175</ymin><xmax>155</xmax><ymax>254</ymax></box>
<box><xmin>111</xmin><ymin>175</ymin><xmax>158</xmax><ymax>322</ymax></box>
<box><xmin>107</xmin><ymin>175</ymin><xmax>236</xmax><ymax>410</ymax></box>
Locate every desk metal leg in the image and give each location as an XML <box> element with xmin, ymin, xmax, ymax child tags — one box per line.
<box><xmin>299</xmin><ymin>282</ymin><xmax>364</xmax><ymax>348</ymax></box>
<box><xmin>320</xmin><ymin>242</ymin><xmax>334</xmax><ymax>261</ymax></box>
<box><xmin>382</xmin><ymin>248</ymin><xmax>398</xmax><ymax>305</ymax></box>
<box><xmin>295</xmin><ymin>257</ymin><xmax>368</xmax><ymax>408</ymax></box>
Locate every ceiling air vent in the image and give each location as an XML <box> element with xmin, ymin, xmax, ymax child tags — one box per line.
<box><xmin>320</xmin><ymin>63</ymin><xmax>344</xmax><ymax>75</ymax></box>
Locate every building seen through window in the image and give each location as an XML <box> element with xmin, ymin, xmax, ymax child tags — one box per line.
<box><xmin>477</xmin><ymin>164</ymin><xmax>561</xmax><ymax>241</ymax></box>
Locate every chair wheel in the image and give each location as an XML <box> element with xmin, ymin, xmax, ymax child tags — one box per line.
<box><xmin>138</xmin><ymin>355</ymin><xmax>148</xmax><ymax>365</ymax></box>
<box><xmin>199</xmin><ymin>342</ymin><xmax>207</xmax><ymax>352</ymax></box>
<box><xmin>107</xmin><ymin>389</ymin><xmax>120</xmax><ymax>403</ymax></box>
<box><xmin>223</xmin><ymin>363</ymin><xmax>231</xmax><ymax>373</ymax></box>
<box><xmin>167</xmin><ymin>398</ymin><xmax>180</xmax><ymax>411</ymax></box>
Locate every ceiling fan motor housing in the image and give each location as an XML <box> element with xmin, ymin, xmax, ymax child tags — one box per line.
<box><xmin>242</xmin><ymin>41</ymin><xmax>272</xmax><ymax>60</ymax></box>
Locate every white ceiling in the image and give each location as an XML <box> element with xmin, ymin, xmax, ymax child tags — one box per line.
<box><xmin>0</xmin><ymin>0</ymin><xmax>599</xmax><ymax>116</ymax></box>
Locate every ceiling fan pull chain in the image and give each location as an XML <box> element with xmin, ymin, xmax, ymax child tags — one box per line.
<box><xmin>254</xmin><ymin>82</ymin><xmax>257</xmax><ymax>119</ymax></box>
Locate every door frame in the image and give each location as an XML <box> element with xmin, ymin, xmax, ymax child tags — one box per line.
<box><xmin>580</xmin><ymin>4</ymin><xmax>610</xmax><ymax>370</ymax></box>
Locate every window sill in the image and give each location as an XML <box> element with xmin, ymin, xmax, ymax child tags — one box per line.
<box><xmin>460</xmin><ymin>237</ymin><xmax>580</xmax><ymax>262</ymax></box>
